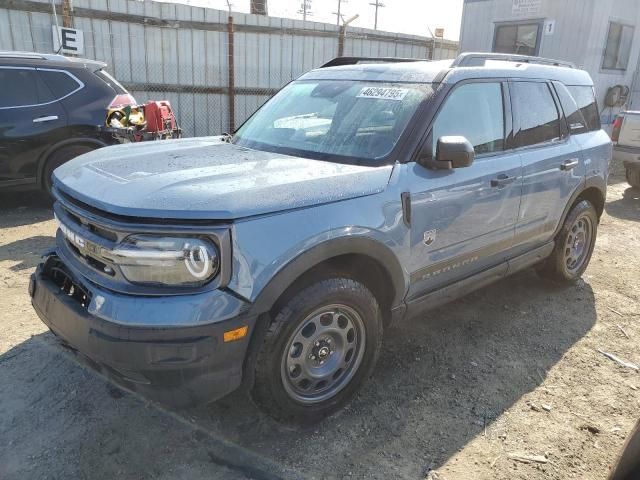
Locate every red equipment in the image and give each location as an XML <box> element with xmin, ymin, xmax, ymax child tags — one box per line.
<box><xmin>104</xmin><ymin>99</ymin><xmax>181</xmax><ymax>143</ymax></box>
<box><xmin>144</xmin><ymin>101</ymin><xmax>177</xmax><ymax>133</ymax></box>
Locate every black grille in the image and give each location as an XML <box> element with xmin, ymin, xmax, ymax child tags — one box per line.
<box><xmin>43</xmin><ymin>257</ymin><xmax>92</xmax><ymax>310</ymax></box>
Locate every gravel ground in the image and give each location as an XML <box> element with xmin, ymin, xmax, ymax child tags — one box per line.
<box><xmin>1</xmin><ymin>162</ymin><xmax>639</xmax><ymax>480</ymax></box>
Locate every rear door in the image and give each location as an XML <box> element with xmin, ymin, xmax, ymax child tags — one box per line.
<box><xmin>406</xmin><ymin>80</ymin><xmax>522</xmax><ymax>298</ymax></box>
<box><xmin>510</xmin><ymin>80</ymin><xmax>584</xmax><ymax>250</ymax></box>
<box><xmin>0</xmin><ymin>66</ymin><xmax>67</xmax><ymax>186</ymax></box>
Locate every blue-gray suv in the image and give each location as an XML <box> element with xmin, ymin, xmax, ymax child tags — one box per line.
<box><xmin>30</xmin><ymin>53</ymin><xmax>611</xmax><ymax>422</ymax></box>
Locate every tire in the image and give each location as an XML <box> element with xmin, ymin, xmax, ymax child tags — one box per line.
<box><xmin>42</xmin><ymin>144</ymin><xmax>95</xmax><ymax>196</ymax></box>
<box><xmin>537</xmin><ymin>199</ymin><xmax>598</xmax><ymax>283</ymax></box>
<box><xmin>626</xmin><ymin>167</ymin><xmax>640</xmax><ymax>189</ymax></box>
<box><xmin>251</xmin><ymin>278</ymin><xmax>383</xmax><ymax>423</ymax></box>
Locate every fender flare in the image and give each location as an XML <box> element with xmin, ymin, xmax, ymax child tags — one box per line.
<box><xmin>37</xmin><ymin>137</ymin><xmax>108</xmax><ymax>187</ymax></box>
<box><xmin>249</xmin><ymin>235</ymin><xmax>408</xmax><ymax>317</ymax></box>
<box><xmin>553</xmin><ymin>174</ymin><xmax>607</xmax><ymax>238</ymax></box>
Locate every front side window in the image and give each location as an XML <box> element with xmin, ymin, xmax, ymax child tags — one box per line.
<box><xmin>512</xmin><ymin>81</ymin><xmax>561</xmax><ymax>147</ymax></box>
<box><xmin>234</xmin><ymin>80</ymin><xmax>430</xmax><ymax>164</ymax></box>
<box><xmin>603</xmin><ymin>22</ymin><xmax>634</xmax><ymax>70</ymax></box>
<box><xmin>494</xmin><ymin>23</ymin><xmax>540</xmax><ymax>56</ymax></box>
<box><xmin>432</xmin><ymin>82</ymin><xmax>505</xmax><ymax>155</ymax></box>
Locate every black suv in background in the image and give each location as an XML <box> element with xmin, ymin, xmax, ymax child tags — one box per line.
<box><xmin>0</xmin><ymin>51</ymin><xmax>136</xmax><ymax>193</ymax></box>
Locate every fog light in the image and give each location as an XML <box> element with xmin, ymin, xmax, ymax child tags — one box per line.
<box><xmin>223</xmin><ymin>326</ymin><xmax>248</xmax><ymax>343</ymax></box>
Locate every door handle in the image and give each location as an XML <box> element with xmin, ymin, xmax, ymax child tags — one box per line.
<box><xmin>33</xmin><ymin>115</ymin><xmax>59</xmax><ymax>123</ymax></box>
<box><xmin>560</xmin><ymin>158</ymin><xmax>579</xmax><ymax>171</ymax></box>
<box><xmin>491</xmin><ymin>174</ymin><xmax>516</xmax><ymax>188</ymax></box>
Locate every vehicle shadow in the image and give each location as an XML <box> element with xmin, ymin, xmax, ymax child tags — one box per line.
<box><xmin>0</xmin><ymin>190</ymin><xmax>53</xmax><ymax>229</ymax></box>
<box><xmin>0</xmin><ymin>235</ymin><xmax>55</xmax><ymax>271</ymax></box>
<box><xmin>606</xmin><ymin>187</ymin><xmax>640</xmax><ymax>222</ymax></box>
<box><xmin>0</xmin><ymin>269</ymin><xmax>597</xmax><ymax>479</ymax></box>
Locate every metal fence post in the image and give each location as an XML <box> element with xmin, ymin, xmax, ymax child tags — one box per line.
<box><xmin>227</xmin><ymin>15</ymin><xmax>235</xmax><ymax>133</ymax></box>
<box><xmin>338</xmin><ymin>24</ymin><xmax>345</xmax><ymax>57</ymax></box>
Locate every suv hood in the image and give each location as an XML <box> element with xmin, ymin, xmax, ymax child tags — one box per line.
<box><xmin>53</xmin><ymin>137</ymin><xmax>393</xmax><ymax>220</ymax></box>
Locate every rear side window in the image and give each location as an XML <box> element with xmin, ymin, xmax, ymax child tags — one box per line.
<box><xmin>432</xmin><ymin>82</ymin><xmax>505</xmax><ymax>155</ymax></box>
<box><xmin>553</xmin><ymin>82</ymin><xmax>588</xmax><ymax>134</ymax></box>
<box><xmin>512</xmin><ymin>81</ymin><xmax>560</xmax><ymax>147</ymax></box>
<box><xmin>38</xmin><ymin>70</ymin><xmax>81</xmax><ymax>99</ymax></box>
<box><xmin>567</xmin><ymin>86</ymin><xmax>600</xmax><ymax>132</ymax></box>
<box><xmin>0</xmin><ymin>68</ymin><xmax>51</xmax><ymax>108</ymax></box>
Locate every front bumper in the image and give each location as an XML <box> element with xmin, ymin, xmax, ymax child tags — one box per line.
<box><xmin>30</xmin><ymin>255</ymin><xmax>255</xmax><ymax>408</ymax></box>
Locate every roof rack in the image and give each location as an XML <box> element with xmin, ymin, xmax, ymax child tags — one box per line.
<box><xmin>0</xmin><ymin>51</ymin><xmax>49</xmax><ymax>60</ymax></box>
<box><xmin>321</xmin><ymin>56</ymin><xmax>427</xmax><ymax>68</ymax></box>
<box><xmin>452</xmin><ymin>52</ymin><xmax>575</xmax><ymax>68</ymax></box>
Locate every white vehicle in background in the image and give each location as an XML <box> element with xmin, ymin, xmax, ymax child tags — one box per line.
<box><xmin>612</xmin><ymin>111</ymin><xmax>640</xmax><ymax>188</ymax></box>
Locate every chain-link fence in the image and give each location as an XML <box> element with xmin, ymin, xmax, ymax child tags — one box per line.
<box><xmin>1</xmin><ymin>0</ymin><xmax>459</xmax><ymax>138</ymax></box>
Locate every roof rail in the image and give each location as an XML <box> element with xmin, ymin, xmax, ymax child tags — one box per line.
<box><xmin>321</xmin><ymin>56</ymin><xmax>426</xmax><ymax>68</ymax></box>
<box><xmin>0</xmin><ymin>51</ymin><xmax>48</xmax><ymax>60</ymax></box>
<box><xmin>452</xmin><ymin>52</ymin><xmax>575</xmax><ymax>68</ymax></box>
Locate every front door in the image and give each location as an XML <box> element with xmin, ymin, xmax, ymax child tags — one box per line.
<box><xmin>406</xmin><ymin>81</ymin><xmax>522</xmax><ymax>299</ymax></box>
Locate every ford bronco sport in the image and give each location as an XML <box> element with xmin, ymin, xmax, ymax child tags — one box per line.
<box><xmin>30</xmin><ymin>53</ymin><xmax>611</xmax><ymax>422</ymax></box>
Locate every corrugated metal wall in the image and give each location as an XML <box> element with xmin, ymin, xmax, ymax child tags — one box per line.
<box><xmin>459</xmin><ymin>0</ymin><xmax>640</xmax><ymax>117</ymax></box>
<box><xmin>0</xmin><ymin>0</ymin><xmax>459</xmax><ymax>137</ymax></box>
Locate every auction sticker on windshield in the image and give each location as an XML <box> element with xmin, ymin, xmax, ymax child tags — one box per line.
<box><xmin>357</xmin><ymin>86</ymin><xmax>409</xmax><ymax>101</ymax></box>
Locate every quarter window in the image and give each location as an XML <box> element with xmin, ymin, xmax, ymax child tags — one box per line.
<box><xmin>553</xmin><ymin>82</ymin><xmax>588</xmax><ymax>134</ymax></box>
<box><xmin>512</xmin><ymin>82</ymin><xmax>561</xmax><ymax>147</ymax></box>
<box><xmin>494</xmin><ymin>23</ymin><xmax>540</xmax><ymax>56</ymax></box>
<box><xmin>602</xmin><ymin>22</ymin><xmax>634</xmax><ymax>70</ymax></box>
<box><xmin>432</xmin><ymin>82</ymin><xmax>505</xmax><ymax>155</ymax></box>
<box><xmin>567</xmin><ymin>86</ymin><xmax>600</xmax><ymax>132</ymax></box>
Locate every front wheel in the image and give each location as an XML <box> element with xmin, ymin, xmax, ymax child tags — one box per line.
<box><xmin>251</xmin><ymin>278</ymin><xmax>383</xmax><ymax>423</ymax></box>
<box><xmin>537</xmin><ymin>200</ymin><xmax>598</xmax><ymax>282</ymax></box>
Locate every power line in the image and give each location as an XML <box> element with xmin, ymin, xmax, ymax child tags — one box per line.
<box><xmin>369</xmin><ymin>0</ymin><xmax>385</xmax><ymax>30</ymax></box>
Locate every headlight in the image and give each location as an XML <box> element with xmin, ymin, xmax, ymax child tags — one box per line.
<box><xmin>105</xmin><ymin>235</ymin><xmax>219</xmax><ymax>287</ymax></box>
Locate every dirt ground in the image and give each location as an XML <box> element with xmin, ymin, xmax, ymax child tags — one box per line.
<box><xmin>1</xmin><ymin>161</ymin><xmax>639</xmax><ymax>480</ymax></box>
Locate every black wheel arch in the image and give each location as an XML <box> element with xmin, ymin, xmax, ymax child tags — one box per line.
<box><xmin>248</xmin><ymin>236</ymin><xmax>408</xmax><ymax>319</ymax></box>
<box><xmin>553</xmin><ymin>175</ymin><xmax>606</xmax><ymax>238</ymax></box>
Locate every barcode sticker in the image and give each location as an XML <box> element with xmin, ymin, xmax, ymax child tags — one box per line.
<box><xmin>357</xmin><ymin>86</ymin><xmax>409</xmax><ymax>101</ymax></box>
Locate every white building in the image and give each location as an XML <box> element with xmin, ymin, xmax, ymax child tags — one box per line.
<box><xmin>459</xmin><ymin>0</ymin><xmax>640</xmax><ymax>122</ymax></box>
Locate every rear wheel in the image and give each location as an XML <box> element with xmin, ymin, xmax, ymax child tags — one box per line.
<box><xmin>43</xmin><ymin>144</ymin><xmax>95</xmax><ymax>196</ymax></box>
<box><xmin>251</xmin><ymin>278</ymin><xmax>383</xmax><ymax>423</ymax></box>
<box><xmin>537</xmin><ymin>200</ymin><xmax>598</xmax><ymax>282</ymax></box>
<box><xmin>626</xmin><ymin>167</ymin><xmax>640</xmax><ymax>189</ymax></box>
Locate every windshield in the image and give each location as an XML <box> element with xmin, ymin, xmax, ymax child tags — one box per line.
<box><xmin>233</xmin><ymin>80</ymin><xmax>431</xmax><ymax>164</ymax></box>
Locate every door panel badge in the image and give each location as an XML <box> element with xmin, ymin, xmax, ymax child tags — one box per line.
<box><xmin>423</xmin><ymin>229</ymin><xmax>436</xmax><ymax>246</ymax></box>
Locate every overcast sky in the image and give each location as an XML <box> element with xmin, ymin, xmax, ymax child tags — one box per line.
<box><xmin>170</xmin><ymin>0</ymin><xmax>464</xmax><ymax>40</ymax></box>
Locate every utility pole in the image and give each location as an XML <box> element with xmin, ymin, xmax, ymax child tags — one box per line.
<box><xmin>369</xmin><ymin>0</ymin><xmax>385</xmax><ymax>30</ymax></box>
<box><xmin>298</xmin><ymin>0</ymin><xmax>312</xmax><ymax>21</ymax></box>
<box><xmin>333</xmin><ymin>0</ymin><xmax>347</xmax><ymax>26</ymax></box>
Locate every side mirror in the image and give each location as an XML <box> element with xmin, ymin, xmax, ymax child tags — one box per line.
<box><xmin>419</xmin><ymin>136</ymin><xmax>475</xmax><ymax>170</ymax></box>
